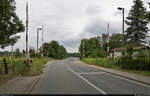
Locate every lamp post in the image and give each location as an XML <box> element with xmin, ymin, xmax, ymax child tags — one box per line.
<box><xmin>118</xmin><ymin>7</ymin><xmax>125</xmax><ymax>55</ymax></box>
<box><xmin>37</xmin><ymin>28</ymin><xmax>42</xmax><ymax>53</ymax></box>
<box><xmin>118</xmin><ymin>7</ymin><xmax>125</xmax><ymax>37</ymax></box>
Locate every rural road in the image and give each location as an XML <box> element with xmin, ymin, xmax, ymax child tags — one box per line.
<box><xmin>33</xmin><ymin>58</ymin><xmax>150</xmax><ymax>94</ymax></box>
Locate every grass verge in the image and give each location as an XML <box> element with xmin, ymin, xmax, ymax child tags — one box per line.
<box><xmin>82</xmin><ymin>58</ymin><xmax>150</xmax><ymax>77</ymax></box>
<box><xmin>0</xmin><ymin>57</ymin><xmax>54</xmax><ymax>76</ymax></box>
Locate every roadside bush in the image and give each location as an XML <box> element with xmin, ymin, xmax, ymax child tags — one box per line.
<box><xmin>120</xmin><ymin>56</ymin><xmax>133</xmax><ymax>69</ymax></box>
<box><xmin>120</xmin><ymin>56</ymin><xmax>150</xmax><ymax>70</ymax></box>
<box><xmin>113</xmin><ymin>56</ymin><xmax>121</xmax><ymax>66</ymax></box>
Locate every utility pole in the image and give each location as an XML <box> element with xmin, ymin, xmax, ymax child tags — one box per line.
<box><xmin>82</xmin><ymin>31</ymin><xmax>85</xmax><ymax>59</ymax></box>
<box><xmin>107</xmin><ymin>23</ymin><xmax>110</xmax><ymax>59</ymax></box>
<box><xmin>83</xmin><ymin>40</ymin><xmax>85</xmax><ymax>59</ymax></box>
<box><xmin>37</xmin><ymin>29</ymin><xmax>39</xmax><ymax>53</ymax></box>
<box><xmin>41</xmin><ymin>25</ymin><xmax>44</xmax><ymax>59</ymax></box>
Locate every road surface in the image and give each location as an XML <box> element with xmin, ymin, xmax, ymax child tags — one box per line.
<box><xmin>34</xmin><ymin>58</ymin><xmax>150</xmax><ymax>94</ymax></box>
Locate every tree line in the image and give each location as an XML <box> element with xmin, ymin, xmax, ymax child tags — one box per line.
<box><xmin>39</xmin><ymin>40</ymin><xmax>67</xmax><ymax>59</ymax></box>
<box><xmin>79</xmin><ymin>33</ymin><xmax>123</xmax><ymax>58</ymax></box>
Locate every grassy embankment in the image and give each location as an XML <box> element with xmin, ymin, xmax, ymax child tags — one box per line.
<box><xmin>0</xmin><ymin>57</ymin><xmax>53</xmax><ymax>85</ymax></box>
<box><xmin>82</xmin><ymin>58</ymin><xmax>150</xmax><ymax>77</ymax></box>
<box><xmin>0</xmin><ymin>57</ymin><xmax>54</xmax><ymax>76</ymax></box>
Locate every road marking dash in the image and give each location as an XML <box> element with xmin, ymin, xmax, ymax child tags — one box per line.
<box><xmin>78</xmin><ymin>72</ymin><xmax>105</xmax><ymax>75</ymax></box>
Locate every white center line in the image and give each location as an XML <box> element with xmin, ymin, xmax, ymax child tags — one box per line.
<box><xmin>78</xmin><ymin>72</ymin><xmax>105</xmax><ymax>75</ymax></box>
<box><xmin>65</xmin><ymin>66</ymin><xmax>106</xmax><ymax>94</ymax></box>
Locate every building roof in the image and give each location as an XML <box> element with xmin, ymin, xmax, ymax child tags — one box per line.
<box><xmin>111</xmin><ymin>46</ymin><xmax>150</xmax><ymax>52</ymax></box>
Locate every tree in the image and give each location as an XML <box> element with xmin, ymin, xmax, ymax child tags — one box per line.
<box><xmin>0</xmin><ymin>0</ymin><xmax>25</xmax><ymax>48</ymax></box>
<box><xmin>41</xmin><ymin>40</ymin><xmax>67</xmax><ymax>59</ymax></box>
<box><xmin>15</xmin><ymin>48</ymin><xmax>22</xmax><ymax>57</ymax></box>
<box><xmin>30</xmin><ymin>47</ymin><xmax>39</xmax><ymax>58</ymax></box>
<box><xmin>79</xmin><ymin>37</ymin><xmax>105</xmax><ymax>58</ymax></box>
<box><xmin>110</xmin><ymin>33</ymin><xmax>123</xmax><ymax>50</ymax></box>
<box><xmin>146</xmin><ymin>3</ymin><xmax>150</xmax><ymax>21</ymax></box>
<box><xmin>125</xmin><ymin>0</ymin><xmax>149</xmax><ymax>46</ymax></box>
<box><xmin>126</xmin><ymin>44</ymin><xmax>134</xmax><ymax>56</ymax></box>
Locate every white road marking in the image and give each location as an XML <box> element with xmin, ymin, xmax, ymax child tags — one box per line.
<box><xmin>78</xmin><ymin>72</ymin><xmax>105</xmax><ymax>75</ymax></box>
<box><xmin>86</xmin><ymin>64</ymin><xmax>150</xmax><ymax>88</ymax></box>
<box><xmin>104</xmin><ymin>73</ymin><xmax>150</xmax><ymax>88</ymax></box>
<box><xmin>65</xmin><ymin>66</ymin><xmax>106</xmax><ymax>94</ymax></box>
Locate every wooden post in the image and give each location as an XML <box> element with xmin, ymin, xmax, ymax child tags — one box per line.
<box><xmin>12</xmin><ymin>61</ymin><xmax>16</xmax><ymax>74</ymax></box>
<box><xmin>3</xmin><ymin>58</ymin><xmax>8</xmax><ymax>74</ymax></box>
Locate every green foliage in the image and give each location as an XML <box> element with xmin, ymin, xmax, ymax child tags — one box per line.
<box><xmin>113</xmin><ymin>56</ymin><xmax>122</xmax><ymax>66</ymax></box>
<box><xmin>119</xmin><ymin>56</ymin><xmax>150</xmax><ymax>70</ymax></box>
<box><xmin>0</xmin><ymin>57</ymin><xmax>53</xmax><ymax>75</ymax></box>
<box><xmin>41</xmin><ymin>40</ymin><xmax>67</xmax><ymax>59</ymax></box>
<box><xmin>136</xmin><ymin>50</ymin><xmax>147</xmax><ymax>57</ymax></box>
<box><xmin>79</xmin><ymin>33</ymin><xmax>123</xmax><ymax>59</ymax></box>
<box><xmin>126</xmin><ymin>44</ymin><xmax>134</xmax><ymax>56</ymax></box>
<box><xmin>110</xmin><ymin>33</ymin><xmax>123</xmax><ymax>50</ymax></box>
<box><xmin>0</xmin><ymin>0</ymin><xmax>25</xmax><ymax>48</ymax></box>
<box><xmin>125</xmin><ymin>0</ymin><xmax>149</xmax><ymax>46</ymax></box>
<box><xmin>14</xmin><ymin>48</ymin><xmax>22</xmax><ymax>58</ymax></box>
<box><xmin>79</xmin><ymin>37</ymin><xmax>105</xmax><ymax>59</ymax></box>
<box><xmin>30</xmin><ymin>47</ymin><xmax>40</xmax><ymax>58</ymax></box>
<box><xmin>0</xmin><ymin>51</ymin><xmax>10</xmax><ymax>57</ymax></box>
<box><xmin>67</xmin><ymin>53</ymin><xmax>80</xmax><ymax>57</ymax></box>
<box><xmin>83</xmin><ymin>58</ymin><xmax>113</xmax><ymax>68</ymax></box>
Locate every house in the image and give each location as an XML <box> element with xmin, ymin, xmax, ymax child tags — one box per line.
<box><xmin>110</xmin><ymin>46</ymin><xmax>150</xmax><ymax>58</ymax></box>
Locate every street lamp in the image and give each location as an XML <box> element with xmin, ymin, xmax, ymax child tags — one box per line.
<box><xmin>118</xmin><ymin>7</ymin><xmax>125</xmax><ymax>55</ymax></box>
<box><xmin>118</xmin><ymin>7</ymin><xmax>125</xmax><ymax>37</ymax></box>
<box><xmin>37</xmin><ymin>28</ymin><xmax>42</xmax><ymax>53</ymax></box>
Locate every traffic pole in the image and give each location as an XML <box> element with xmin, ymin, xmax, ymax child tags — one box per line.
<box><xmin>107</xmin><ymin>23</ymin><xmax>110</xmax><ymax>59</ymax></box>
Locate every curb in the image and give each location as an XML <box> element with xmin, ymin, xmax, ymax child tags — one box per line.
<box><xmin>26</xmin><ymin>76</ymin><xmax>41</xmax><ymax>94</ymax></box>
<box><xmin>81</xmin><ymin>62</ymin><xmax>150</xmax><ymax>86</ymax></box>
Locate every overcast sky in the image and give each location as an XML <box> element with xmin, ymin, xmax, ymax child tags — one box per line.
<box><xmin>1</xmin><ymin>0</ymin><xmax>150</xmax><ymax>53</ymax></box>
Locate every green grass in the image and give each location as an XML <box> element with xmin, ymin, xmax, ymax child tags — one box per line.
<box><xmin>82</xmin><ymin>58</ymin><xmax>113</xmax><ymax>68</ymax></box>
<box><xmin>0</xmin><ymin>57</ymin><xmax>54</xmax><ymax>76</ymax></box>
<box><xmin>82</xmin><ymin>58</ymin><xmax>150</xmax><ymax>77</ymax></box>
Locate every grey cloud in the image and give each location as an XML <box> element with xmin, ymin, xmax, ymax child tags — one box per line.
<box><xmin>2</xmin><ymin>0</ymin><xmax>142</xmax><ymax>52</ymax></box>
<box><xmin>84</xmin><ymin>20</ymin><xmax>121</xmax><ymax>36</ymax></box>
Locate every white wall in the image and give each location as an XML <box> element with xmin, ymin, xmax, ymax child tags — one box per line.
<box><xmin>114</xmin><ymin>51</ymin><xmax>122</xmax><ymax>58</ymax></box>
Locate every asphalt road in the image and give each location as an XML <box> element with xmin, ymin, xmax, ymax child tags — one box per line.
<box><xmin>34</xmin><ymin>58</ymin><xmax>150</xmax><ymax>94</ymax></box>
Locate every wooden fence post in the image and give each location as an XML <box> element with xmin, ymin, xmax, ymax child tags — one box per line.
<box><xmin>3</xmin><ymin>58</ymin><xmax>8</xmax><ymax>74</ymax></box>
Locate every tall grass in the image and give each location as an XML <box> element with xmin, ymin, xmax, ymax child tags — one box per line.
<box><xmin>0</xmin><ymin>57</ymin><xmax>53</xmax><ymax>76</ymax></box>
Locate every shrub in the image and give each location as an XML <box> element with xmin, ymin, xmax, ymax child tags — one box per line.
<box><xmin>113</xmin><ymin>56</ymin><xmax>122</xmax><ymax>66</ymax></box>
<box><xmin>126</xmin><ymin>44</ymin><xmax>134</xmax><ymax>56</ymax></box>
<box><xmin>120</xmin><ymin>56</ymin><xmax>133</xmax><ymax>69</ymax></box>
<box><xmin>120</xmin><ymin>56</ymin><xmax>150</xmax><ymax>70</ymax></box>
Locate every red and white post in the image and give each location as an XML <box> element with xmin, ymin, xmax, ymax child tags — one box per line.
<box><xmin>25</xmin><ymin>0</ymin><xmax>31</xmax><ymax>70</ymax></box>
<box><xmin>107</xmin><ymin>23</ymin><xmax>110</xmax><ymax>59</ymax></box>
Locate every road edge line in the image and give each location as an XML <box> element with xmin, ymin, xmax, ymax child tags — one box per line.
<box><xmin>86</xmin><ymin>64</ymin><xmax>150</xmax><ymax>88</ymax></box>
<box><xmin>65</xmin><ymin>66</ymin><xmax>106</xmax><ymax>94</ymax></box>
